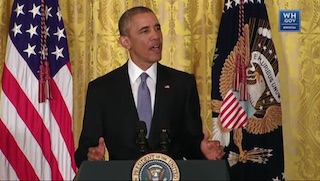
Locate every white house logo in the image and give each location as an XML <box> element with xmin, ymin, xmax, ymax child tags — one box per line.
<box><xmin>279</xmin><ymin>10</ymin><xmax>301</xmax><ymax>32</ymax></box>
<box><xmin>132</xmin><ymin>153</ymin><xmax>180</xmax><ymax>181</ymax></box>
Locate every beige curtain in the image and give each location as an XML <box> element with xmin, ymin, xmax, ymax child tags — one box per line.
<box><xmin>0</xmin><ymin>0</ymin><xmax>319</xmax><ymax>180</ymax></box>
<box><xmin>55</xmin><ymin>0</ymin><xmax>221</xmax><ymax>150</ymax></box>
<box><xmin>266</xmin><ymin>0</ymin><xmax>320</xmax><ymax>180</ymax></box>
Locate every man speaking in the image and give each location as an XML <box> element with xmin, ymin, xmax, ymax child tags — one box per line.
<box><xmin>74</xmin><ymin>6</ymin><xmax>224</xmax><ymax>168</ymax></box>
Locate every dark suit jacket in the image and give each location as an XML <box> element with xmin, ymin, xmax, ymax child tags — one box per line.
<box><xmin>75</xmin><ymin>62</ymin><xmax>205</xmax><ymax>168</ymax></box>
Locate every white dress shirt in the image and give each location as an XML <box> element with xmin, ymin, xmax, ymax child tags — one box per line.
<box><xmin>128</xmin><ymin>59</ymin><xmax>157</xmax><ymax>114</ymax></box>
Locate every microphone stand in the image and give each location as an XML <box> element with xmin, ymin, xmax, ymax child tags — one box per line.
<box><xmin>159</xmin><ymin>128</ymin><xmax>170</xmax><ymax>155</ymax></box>
<box><xmin>136</xmin><ymin>121</ymin><xmax>149</xmax><ymax>156</ymax></box>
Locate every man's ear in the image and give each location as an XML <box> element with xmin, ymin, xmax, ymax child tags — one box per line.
<box><xmin>118</xmin><ymin>36</ymin><xmax>130</xmax><ymax>50</ymax></box>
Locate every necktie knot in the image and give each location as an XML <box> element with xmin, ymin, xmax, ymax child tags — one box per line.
<box><xmin>140</xmin><ymin>72</ymin><xmax>148</xmax><ymax>83</ymax></box>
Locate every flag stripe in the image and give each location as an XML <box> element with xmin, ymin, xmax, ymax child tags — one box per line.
<box><xmin>229</xmin><ymin>105</ymin><xmax>245</xmax><ymax>128</ymax></box>
<box><xmin>221</xmin><ymin>97</ymin><xmax>237</xmax><ymax>120</ymax></box>
<box><xmin>223</xmin><ymin>105</ymin><xmax>240</xmax><ymax>128</ymax></box>
<box><xmin>0</xmin><ymin>151</ymin><xmax>19</xmax><ymax>180</ymax></box>
<box><xmin>50</xmin><ymin>68</ymin><xmax>77</xmax><ymax>172</ymax></box>
<box><xmin>220</xmin><ymin>90</ymin><xmax>247</xmax><ymax>129</ymax></box>
<box><xmin>234</xmin><ymin>110</ymin><xmax>247</xmax><ymax>128</ymax></box>
<box><xmin>53</xmin><ymin>63</ymin><xmax>73</xmax><ymax>114</ymax></box>
<box><xmin>220</xmin><ymin>92</ymin><xmax>236</xmax><ymax>118</ymax></box>
<box><xmin>1</xmin><ymin>62</ymin><xmax>63</xmax><ymax>180</ymax></box>
<box><xmin>230</xmin><ymin>106</ymin><xmax>244</xmax><ymax>129</ymax></box>
<box><xmin>0</xmin><ymin>119</ymin><xmax>39</xmax><ymax>180</ymax></box>
<box><xmin>0</xmin><ymin>90</ymin><xmax>52</xmax><ymax>180</ymax></box>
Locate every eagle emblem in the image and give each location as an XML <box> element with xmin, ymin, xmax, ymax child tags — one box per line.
<box><xmin>147</xmin><ymin>165</ymin><xmax>165</xmax><ymax>181</ymax></box>
<box><xmin>212</xmin><ymin>18</ymin><xmax>282</xmax><ymax>167</ymax></box>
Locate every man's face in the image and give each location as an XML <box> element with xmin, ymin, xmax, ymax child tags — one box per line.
<box><xmin>123</xmin><ymin>12</ymin><xmax>163</xmax><ymax>70</ymax></box>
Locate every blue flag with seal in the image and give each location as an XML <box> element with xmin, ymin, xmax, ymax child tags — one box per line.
<box><xmin>211</xmin><ymin>0</ymin><xmax>284</xmax><ymax>180</ymax></box>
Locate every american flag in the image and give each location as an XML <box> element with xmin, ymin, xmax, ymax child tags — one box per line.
<box><xmin>0</xmin><ymin>0</ymin><xmax>76</xmax><ymax>180</ymax></box>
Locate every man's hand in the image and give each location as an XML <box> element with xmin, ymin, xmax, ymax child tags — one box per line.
<box><xmin>87</xmin><ymin>137</ymin><xmax>106</xmax><ymax>161</ymax></box>
<box><xmin>200</xmin><ymin>130</ymin><xmax>224</xmax><ymax>160</ymax></box>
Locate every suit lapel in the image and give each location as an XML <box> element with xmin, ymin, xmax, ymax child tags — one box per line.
<box><xmin>117</xmin><ymin>63</ymin><xmax>140</xmax><ymax>124</ymax></box>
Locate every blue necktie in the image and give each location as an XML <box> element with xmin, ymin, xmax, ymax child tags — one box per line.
<box><xmin>137</xmin><ymin>73</ymin><xmax>152</xmax><ymax>138</ymax></box>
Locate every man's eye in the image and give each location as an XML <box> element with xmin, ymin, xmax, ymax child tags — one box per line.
<box><xmin>140</xmin><ymin>29</ymin><xmax>148</xmax><ymax>33</ymax></box>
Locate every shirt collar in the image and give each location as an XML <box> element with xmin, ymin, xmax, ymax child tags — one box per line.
<box><xmin>128</xmin><ymin>59</ymin><xmax>157</xmax><ymax>83</ymax></box>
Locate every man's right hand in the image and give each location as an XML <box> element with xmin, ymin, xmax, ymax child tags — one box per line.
<box><xmin>87</xmin><ymin>137</ymin><xmax>106</xmax><ymax>161</ymax></box>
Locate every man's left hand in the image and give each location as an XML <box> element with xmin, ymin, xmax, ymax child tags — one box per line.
<box><xmin>200</xmin><ymin>130</ymin><xmax>225</xmax><ymax>160</ymax></box>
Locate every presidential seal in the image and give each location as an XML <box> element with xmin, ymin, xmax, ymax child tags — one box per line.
<box><xmin>132</xmin><ymin>153</ymin><xmax>180</xmax><ymax>181</ymax></box>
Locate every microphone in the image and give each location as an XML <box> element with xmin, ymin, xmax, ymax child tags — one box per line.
<box><xmin>136</xmin><ymin>121</ymin><xmax>149</xmax><ymax>156</ymax></box>
<box><xmin>159</xmin><ymin>124</ymin><xmax>170</xmax><ymax>155</ymax></box>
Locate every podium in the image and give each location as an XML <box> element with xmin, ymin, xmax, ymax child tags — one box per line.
<box><xmin>74</xmin><ymin>159</ymin><xmax>230</xmax><ymax>180</ymax></box>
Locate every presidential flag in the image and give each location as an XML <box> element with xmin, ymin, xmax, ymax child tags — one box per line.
<box><xmin>0</xmin><ymin>0</ymin><xmax>76</xmax><ymax>180</ymax></box>
<box><xmin>211</xmin><ymin>0</ymin><xmax>284</xmax><ymax>180</ymax></box>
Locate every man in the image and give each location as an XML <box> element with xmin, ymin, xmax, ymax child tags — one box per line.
<box><xmin>75</xmin><ymin>6</ymin><xmax>224</xmax><ymax>168</ymax></box>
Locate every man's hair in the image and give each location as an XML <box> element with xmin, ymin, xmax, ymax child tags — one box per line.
<box><xmin>118</xmin><ymin>6</ymin><xmax>154</xmax><ymax>36</ymax></box>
